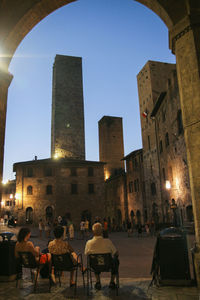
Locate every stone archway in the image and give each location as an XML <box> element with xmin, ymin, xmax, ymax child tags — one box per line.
<box><xmin>0</xmin><ymin>0</ymin><xmax>200</xmax><ymax>283</ymax></box>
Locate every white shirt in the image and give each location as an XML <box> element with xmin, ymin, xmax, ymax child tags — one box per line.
<box><xmin>84</xmin><ymin>236</ymin><xmax>117</xmax><ymax>256</ymax></box>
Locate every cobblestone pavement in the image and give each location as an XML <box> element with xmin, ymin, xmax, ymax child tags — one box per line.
<box><xmin>0</xmin><ymin>225</ymin><xmax>198</xmax><ymax>299</ymax></box>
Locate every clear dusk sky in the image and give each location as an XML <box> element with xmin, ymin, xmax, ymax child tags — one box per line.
<box><xmin>3</xmin><ymin>0</ymin><xmax>176</xmax><ymax>181</ymax></box>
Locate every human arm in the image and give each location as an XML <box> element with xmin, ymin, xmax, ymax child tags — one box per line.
<box><xmin>28</xmin><ymin>242</ymin><xmax>40</xmax><ymax>257</ymax></box>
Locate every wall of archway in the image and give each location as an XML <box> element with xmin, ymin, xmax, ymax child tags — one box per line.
<box><xmin>0</xmin><ymin>0</ymin><xmax>189</xmax><ymax>71</ymax></box>
<box><xmin>1</xmin><ymin>1</ymin><xmax>200</xmax><ymax>281</ymax></box>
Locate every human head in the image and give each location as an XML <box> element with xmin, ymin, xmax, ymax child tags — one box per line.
<box><xmin>17</xmin><ymin>227</ymin><xmax>31</xmax><ymax>242</ymax></box>
<box><xmin>92</xmin><ymin>222</ymin><xmax>103</xmax><ymax>236</ymax></box>
<box><xmin>53</xmin><ymin>225</ymin><xmax>64</xmax><ymax>239</ymax></box>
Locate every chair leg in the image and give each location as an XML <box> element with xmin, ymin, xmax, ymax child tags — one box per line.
<box><xmin>34</xmin><ymin>268</ymin><xmax>40</xmax><ymax>292</ymax></box>
<box><xmin>87</xmin><ymin>267</ymin><xmax>90</xmax><ymax>296</ymax></box>
<box><xmin>16</xmin><ymin>276</ymin><xmax>19</xmax><ymax>288</ymax></box>
<box><xmin>74</xmin><ymin>268</ymin><xmax>78</xmax><ymax>296</ymax></box>
<box><xmin>89</xmin><ymin>269</ymin><xmax>92</xmax><ymax>288</ymax></box>
<box><xmin>58</xmin><ymin>271</ymin><xmax>61</xmax><ymax>287</ymax></box>
<box><xmin>82</xmin><ymin>271</ymin><xmax>85</xmax><ymax>289</ymax></box>
<box><xmin>116</xmin><ymin>273</ymin><xmax>119</xmax><ymax>296</ymax></box>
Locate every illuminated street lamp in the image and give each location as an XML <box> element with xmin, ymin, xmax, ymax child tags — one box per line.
<box><xmin>165</xmin><ymin>180</ymin><xmax>171</xmax><ymax>190</ymax></box>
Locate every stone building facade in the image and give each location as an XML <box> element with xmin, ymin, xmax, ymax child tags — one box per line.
<box><xmin>137</xmin><ymin>61</ymin><xmax>176</xmax><ymax>223</ymax></box>
<box><xmin>150</xmin><ymin>69</ymin><xmax>192</xmax><ymax>224</ymax></box>
<box><xmin>104</xmin><ymin>171</ymin><xmax>127</xmax><ymax>230</ymax></box>
<box><xmin>13</xmin><ymin>158</ymin><xmax>105</xmax><ymax>227</ymax></box>
<box><xmin>99</xmin><ymin>116</ymin><xmax>124</xmax><ymax>180</ymax></box>
<box><xmin>1</xmin><ymin>180</ymin><xmax>16</xmax><ymax>216</ymax></box>
<box><xmin>51</xmin><ymin>55</ymin><xmax>85</xmax><ymax>160</ymax></box>
<box><xmin>137</xmin><ymin>60</ymin><xmax>192</xmax><ymax>224</ymax></box>
<box><xmin>123</xmin><ymin>149</ymin><xmax>146</xmax><ymax>225</ymax></box>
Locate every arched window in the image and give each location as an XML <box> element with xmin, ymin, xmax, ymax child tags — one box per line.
<box><xmin>27</xmin><ymin>185</ymin><xmax>33</xmax><ymax>195</ymax></box>
<box><xmin>165</xmin><ymin>132</ymin><xmax>169</xmax><ymax>147</ymax></box>
<box><xmin>46</xmin><ymin>185</ymin><xmax>53</xmax><ymax>195</ymax></box>
<box><xmin>151</xmin><ymin>182</ymin><xmax>157</xmax><ymax>195</ymax></box>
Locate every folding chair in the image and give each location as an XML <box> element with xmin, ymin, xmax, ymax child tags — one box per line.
<box><xmin>16</xmin><ymin>252</ymin><xmax>50</xmax><ymax>292</ymax></box>
<box><xmin>87</xmin><ymin>253</ymin><xmax>119</xmax><ymax>296</ymax></box>
<box><xmin>51</xmin><ymin>253</ymin><xmax>85</xmax><ymax>295</ymax></box>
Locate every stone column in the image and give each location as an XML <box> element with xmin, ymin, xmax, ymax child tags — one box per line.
<box><xmin>169</xmin><ymin>15</ymin><xmax>200</xmax><ymax>284</ymax></box>
<box><xmin>0</xmin><ymin>70</ymin><xmax>13</xmax><ymax>209</ymax></box>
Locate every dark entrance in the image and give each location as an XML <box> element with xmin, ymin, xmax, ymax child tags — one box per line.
<box><xmin>26</xmin><ymin>207</ymin><xmax>33</xmax><ymax>224</ymax></box>
<box><xmin>186</xmin><ymin>205</ymin><xmax>193</xmax><ymax>222</ymax></box>
<box><xmin>46</xmin><ymin>206</ymin><xmax>53</xmax><ymax>222</ymax></box>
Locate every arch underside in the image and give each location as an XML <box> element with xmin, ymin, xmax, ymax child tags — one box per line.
<box><xmin>0</xmin><ymin>0</ymin><xmax>192</xmax><ymax>70</ymax></box>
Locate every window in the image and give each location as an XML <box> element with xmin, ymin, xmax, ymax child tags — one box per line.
<box><xmin>165</xmin><ymin>132</ymin><xmax>169</xmax><ymax>147</ymax></box>
<box><xmin>88</xmin><ymin>183</ymin><xmax>94</xmax><ymax>194</ymax></box>
<box><xmin>177</xmin><ymin>109</ymin><xmax>183</xmax><ymax>134</ymax></box>
<box><xmin>46</xmin><ymin>185</ymin><xmax>53</xmax><ymax>195</ymax></box>
<box><xmin>27</xmin><ymin>167</ymin><xmax>33</xmax><ymax>177</ymax></box>
<box><xmin>148</xmin><ymin>135</ymin><xmax>151</xmax><ymax>150</ymax></box>
<box><xmin>162</xmin><ymin>168</ymin><xmax>166</xmax><ymax>181</ymax></box>
<box><xmin>44</xmin><ymin>167</ymin><xmax>52</xmax><ymax>176</ymax></box>
<box><xmin>159</xmin><ymin>140</ymin><xmax>163</xmax><ymax>153</ymax></box>
<box><xmin>71</xmin><ymin>183</ymin><xmax>78</xmax><ymax>194</ymax></box>
<box><xmin>151</xmin><ymin>182</ymin><xmax>157</xmax><ymax>195</ymax></box>
<box><xmin>129</xmin><ymin>181</ymin><xmax>133</xmax><ymax>193</ymax></box>
<box><xmin>88</xmin><ymin>167</ymin><xmax>94</xmax><ymax>176</ymax></box>
<box><xmin>70</xmin><ymin>168</ymin><xmax>77</xmax><ymax>176</ymax></box>
<box><xmin>27</xmin><ymin>185</ymin><xmax>33</xmax><ymax>195</ymax></box>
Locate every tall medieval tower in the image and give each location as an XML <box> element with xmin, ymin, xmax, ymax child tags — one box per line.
<box><xmin>137</xmin><ymin>61</ymin><xmax>176</xmax><ymax>222</ymax></box>
<box><xmin>51</xmin><ymin>55</ymin><xmax>85</xmax><ymax>160</ymax></box>
<box><xmin>98</xmin><ymin>116</ymin><xmax>124</xmax><ymax>180</ymax></box>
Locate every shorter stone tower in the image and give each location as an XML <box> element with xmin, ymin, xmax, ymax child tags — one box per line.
<box><xmin>98</xmin><ymin>116</ymin><xmax>124</xmax><ymax>179</ymax></box>
<box><xmin>51</xmin><ymin>54</ymin><xmax>85</xmax><ymax>160</ymax></box>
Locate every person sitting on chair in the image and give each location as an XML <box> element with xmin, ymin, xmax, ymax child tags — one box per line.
<box><xmin>15</xmin><ymin>227</ymin><xmax>51</xmax><ymax>270</ymax></box>
<box><xmin>48</xmin><ymin>225</ymin><xmax>85</xmax><ymax>286</ymax></box>
<box><xmin>84</xmin><ymin>222</ymin><xmax>119</xmax><ymax>290</ymax></box>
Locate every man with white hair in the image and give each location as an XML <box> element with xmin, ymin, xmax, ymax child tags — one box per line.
<box><xmin>85</xmin><ymin>222</ymin><xmax>119</xmax><ymax>290</ymax></box>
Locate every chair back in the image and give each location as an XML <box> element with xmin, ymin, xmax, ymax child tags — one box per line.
<box><xmin>52</xmin><ymin>253</ymin><xmax>74</xmax><ymax>271</ymax></box>
<box><xmin>18</xmin><ymin>251</ymin><xmax>37</xmax><ymax>268</ymax></box>
<box><xmin>88</xmin><ymin>253</ymin><xmax>112</xmax><ymax>273</ymax></box>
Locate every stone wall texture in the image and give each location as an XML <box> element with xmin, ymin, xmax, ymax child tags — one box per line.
<box><xmin>13</xmin><ymin>159</ymin><xmax>105</xmax><ymax>228</ymax></box>
<box><xmin>99</xmin><ymin>116</ymin><xmax>124</xmax><ymax>179</ymax></box>
<box><xmin>51</xmin><ymin>55</ymin><xmax>85</xmax><ymax>160</ymax></box>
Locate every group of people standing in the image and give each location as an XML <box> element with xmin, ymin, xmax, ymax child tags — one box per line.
<box><xmin>38</xmin><ymin>217</ymin><xmax>74</xmax><ymax>240</ymax></box>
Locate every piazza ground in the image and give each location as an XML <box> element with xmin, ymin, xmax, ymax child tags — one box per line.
<box><xmin>0</xmin><ymin>225</ymin><xmax>199</xmax><ymax>299</ymax></box>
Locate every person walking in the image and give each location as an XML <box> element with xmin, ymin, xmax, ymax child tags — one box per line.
<box><xmin>39</xmin><ymin>219</ymin><xmax>44</xmax><ymax>238</ymax></box>
<box><xmin>85</xmin><ymin>219</ymin><xmax>89</xmax><ymax>238</ymax></box>
<box><xmin>44</xmin><ymin>221</ymin><xmax>51</xmax><ymax>238</ymax></box>
<box><xmin>69</xmin><ymin>222</ymin><xmax>74</xmax><ymax>240</ymax></box>
<box><xmin>126</xmin><ymin>219</ymin><xmax>132</xmax><ymax>237</ymax></box>
<box><xmin>103</xmin><ymin>218</ymin><xmax>108</xmax><ymax>238</ymax></box>
<box><xmin>80</xmin><ymin>220</ymin><xmax>85</xmax><ymax>239</ymax></box>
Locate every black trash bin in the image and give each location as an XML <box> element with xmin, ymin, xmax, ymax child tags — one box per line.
<box><xmin>0</xmin><ymin>232</ymin><xmax>17</xmax><ymax>281</ymax></box>
<box><xmin>151</xmin><ymin>227</ymin><xmax>192</xmax><ymax>286</ymax></box>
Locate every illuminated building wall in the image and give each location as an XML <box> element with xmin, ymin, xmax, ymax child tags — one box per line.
<box><xmin>98</xmin><ymin>116</ymin><xmax>124</xmax><ymax>180</ymax></box>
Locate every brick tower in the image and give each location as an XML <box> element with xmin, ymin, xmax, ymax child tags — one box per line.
<box><xmin>51</xmin><ymin>55</ymin><xmax>85</xmax><ymax>160</ymax></box>
<box><xmin>98</xmin><ymin>116</ymin><xmax>124</xmax><ymax>179</ymax></box>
